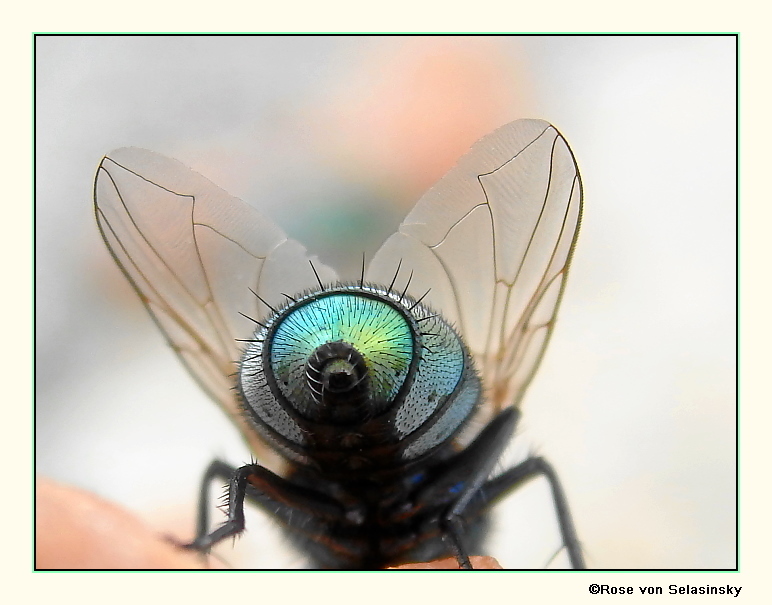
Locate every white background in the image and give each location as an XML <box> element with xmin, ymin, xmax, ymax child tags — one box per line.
<box><xmin>35</xmin><ymin>35</ymin><xmax>736</xmax><ymax>569</ymax></box>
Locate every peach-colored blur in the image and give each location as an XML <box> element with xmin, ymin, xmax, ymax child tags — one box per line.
<box><xmin>311</xmin><ymin>37</ymin><xmax>531</xmax><ymax>202</ymax></box>
<box><xmin>36</xmin><ymin>478</ymin><xmax>208</xmax><ymax>569</ymax></box>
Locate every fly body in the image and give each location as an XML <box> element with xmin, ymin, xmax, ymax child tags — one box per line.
<box><xmin>94</xmin><ymin>119</ymin><xmax>584</xmax><ymax>569</ymax></box>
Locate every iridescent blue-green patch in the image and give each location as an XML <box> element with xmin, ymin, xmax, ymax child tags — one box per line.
<box><xmin>270</xmin><ymin>294</ymin><xmax>414</xmax><ymax>404</ymax></box>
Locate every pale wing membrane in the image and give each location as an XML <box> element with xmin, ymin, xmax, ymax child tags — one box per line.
<box><xmin>368</xmin><ymin>120</ymin><xmax>582</xmax><ymax>412</ymax></box>
<box><xmin>94</xmin><ymin>148</ymin><xmax>337</xmax><ymax>465</ymax></box>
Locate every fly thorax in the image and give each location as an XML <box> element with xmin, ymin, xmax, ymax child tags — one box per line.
<box><xmin>239</xmin><ymin>285</ymin><xmax>482</xmax><ymax>469</ymax></box>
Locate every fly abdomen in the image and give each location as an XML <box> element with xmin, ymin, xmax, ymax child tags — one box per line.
<box><xmin>239</xmin><ymin>284</ymin><xmax>481</xmax><ymax>472</ymax></box>
<box><xmin>306</xmin><ymin>341</ymin><xmax>371</xmax><ymax>423</ymax></box>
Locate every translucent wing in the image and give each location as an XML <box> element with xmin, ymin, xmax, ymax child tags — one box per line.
<box><xmin>94</xmin><ymin>148</ymin><xmax>337</xmax><ymax>464</ymax></box>
<box><xmin>367</xmin><ymin>119</ymin><xmax>582</xmax><ymax>413</ymax></box>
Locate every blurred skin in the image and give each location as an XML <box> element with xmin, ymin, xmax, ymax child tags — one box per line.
<box><xmin>36</xmin><ymin>478</ymin><xmax>207</xmax><ymax>570</ymax></box>
<box><xmin>36</xmin><ymin>478</ymin><xmax>501</xmax><ymax>570</ymax></box>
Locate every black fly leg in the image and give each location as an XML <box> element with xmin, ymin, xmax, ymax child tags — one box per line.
<box><xmin>184</xmin><ymin>461</ymin><xmax>364</xmax><ymax>563</ymax></box>
<box><xmin>192</xmin><ymin>459</ymin><xmax>239</xmax><ymax>544</ymax></box>
<box><xmin>471</xmin><ymin>456</ymin><xmax>585</xmax><ymax>569</ymax></box>
<box><xmin>413</xmin><ymin>407</ymin><xmax>520</xmax><ymax>569</ymax></box>
<box><xmin>185</xmin><ymin>462</ymin><xmax>253</xmax><ymax>551</ymax></box>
